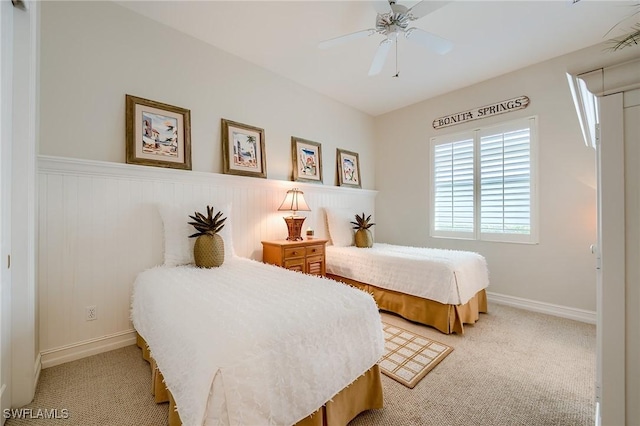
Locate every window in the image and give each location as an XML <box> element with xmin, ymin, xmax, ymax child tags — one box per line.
<box><xmin>430</xmin><ymin>117</ymin><xmax>537</xmax><ymax>243</ymax></box>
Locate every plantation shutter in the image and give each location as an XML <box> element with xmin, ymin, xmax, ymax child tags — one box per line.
<box><xmin>431</xmin><ymin>116</ymin><xmax>536</xmax><ymax>243</ymax></box>
<box><xmin>479</xmin><ymin>119</ymin><xmax>533</xmax><ymax>241</ymax></box>
<box><xmin>432</xmin><ymin>135</ymin><xmax>474</xmax><ymax>237</ymax></box>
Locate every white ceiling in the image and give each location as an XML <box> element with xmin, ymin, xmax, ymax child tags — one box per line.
<box><xmin>118</xmin><ymin>1</ymin><xmax>638</xmax><ymax>116</ymax></box>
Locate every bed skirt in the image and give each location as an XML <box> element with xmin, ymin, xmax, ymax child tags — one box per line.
<box><xmin>136</xmin><ymin>334</ymin><xmax>383</xmax><ymax>426</ymax></box>
<box><xmin>326</xmin><ymin>274</ymin><xmax>487</xmax><ymax>334</ymax></box>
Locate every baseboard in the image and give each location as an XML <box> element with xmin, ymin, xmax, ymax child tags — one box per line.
<box><xmin>487</xmin><ymin>291</ymin><xmax>596</xmax><ymax>324</ymax></box>
<box><xmin>33</xmin><ymin>352</ymin><xmax>42</xmax><ymax>388</ymax></box>
<box><xmin>40</xmin><ymin>329</ymin><xmax>137</xmax><ymax>369</ymax></box>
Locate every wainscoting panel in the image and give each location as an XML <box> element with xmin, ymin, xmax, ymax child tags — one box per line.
<box><xmin>38</xmin><ymin>156</ymin><xmax>376</xmax><ymax>364</ymax></box>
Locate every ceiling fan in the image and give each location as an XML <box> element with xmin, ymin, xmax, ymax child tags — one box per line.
<box><xmin>318</xmin><ymin>1</ymin><xmax>453</xmax><ymax>77</ymax></box>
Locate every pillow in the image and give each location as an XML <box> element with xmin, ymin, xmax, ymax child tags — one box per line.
<box><xmin>324</xmin><ymin>208</ymin><xmax>355</xmax><ymax>247</ymax></box>
<box><xmin>158</xmin><ymin>202</ymin><xmax>235</xmax><ymax>266</ymax></box>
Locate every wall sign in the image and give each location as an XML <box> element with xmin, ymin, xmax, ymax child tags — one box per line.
<box><xmin>432</xmin><ymin>96</ymin><xmax>530</xmax><ymax>130</ymax></box>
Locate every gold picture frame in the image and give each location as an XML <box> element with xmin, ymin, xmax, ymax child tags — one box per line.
<box><xmin>292</xmin><ymin>137</ymin><xmax>323</xmax><ymax>183</ymax></box>
<box><xmin>221</xmin><ymin>118</ymin><xmax>267</xmax><ymax>178</ymax></box>
<box><xmin>125</xmin><ymin>95</ymin><xmax>191</xmax><ymax>170</ymax></box>
<box><xmin>336</xmin><ymin>148</ymin><xmax>361</xmax><ymax>188</ymax></box>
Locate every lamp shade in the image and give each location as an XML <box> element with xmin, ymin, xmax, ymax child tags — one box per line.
<box><xmin>277</xmin><ymin>188</ymin><xmax>311</xmax><ymax>215</ymax></box>
<box><xmin>278</xmin><ymin>188</ymin><xmax>310</xmax><ymax>241</ymax></box>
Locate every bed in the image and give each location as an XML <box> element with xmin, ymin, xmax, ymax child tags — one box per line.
<box><xmin>324</xmin><ymin>209</ymin><xmax>489</xmax><ymax>334</ymax></box>
<box><xmin>132</xmin><ymin>254</ymin><xmax>384</xmax><ymax>425</ymax></box>
<box><xmin>129</xmin><ymin>203</ymin><xmax>385</xmax><ymax>425</ymax></box>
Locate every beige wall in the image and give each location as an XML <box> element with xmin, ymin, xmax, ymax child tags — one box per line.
<box><xmin>373</xmin><ymin>43</ymin><xmax>640</xmax><ymax>312</ymax></box>
<box><xmin>39</xmin><ymin>1</ymin><xmax>375</xmax><ymax>188</ymax></box>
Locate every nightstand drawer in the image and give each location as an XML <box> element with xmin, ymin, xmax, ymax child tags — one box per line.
<box><xmin>284</xmin><ymin>247</ymin><xmax>305</xmax><ymax>259</ymax></box>
<box><xmin>305</xmin><ymin>245</ymin><xmax>324</xmax><ymax>256</ymax></box>
<box><xmin>284</xmin><ymin>258</ymin><xmax>305</xmax><ymax>272</ymax></box>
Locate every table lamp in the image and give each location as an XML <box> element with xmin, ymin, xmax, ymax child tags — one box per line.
<box><xmin>278</xmin><ymin>188</ymin><xmax>311</xmax><ymax>241</ymax></box>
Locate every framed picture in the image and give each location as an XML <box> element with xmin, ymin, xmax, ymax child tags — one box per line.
<box><xmin>125</xmin><ymin>95</ymin><xmax>191</xmax><ymax>170</ymax></box>
<box><xmin>336</xmin><ymin>148</ymin><xmax>362</xmax><ymax>188</ymax></box>
<box><xmin>292</xmin><ymin>137</ymin><xmax>323</xmax><ymax>183</ymax></box>
<box><xmin>221</xmin><ymin>118</ymin><xmax>267</xmax><ymax>178</ymax></box>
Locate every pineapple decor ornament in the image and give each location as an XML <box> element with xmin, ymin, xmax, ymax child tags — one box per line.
<box><xmin>188</xmin><ymin>206</ymin><xmax>227</xmax><ymax>268</ymax></box>
<box><xmin>351</xmin><ymin>212</ymin><xmax>375</xmax><ymax>248</ymax></box>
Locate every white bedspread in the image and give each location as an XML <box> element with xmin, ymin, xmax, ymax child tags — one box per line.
<box><xmin>131</xmin><ymin>257</ymin><xmax>384</xmax><ymax>426</ymax></box>
<box><xmin>326</xmin><ymin>243</ymin><xmax>489</xmax><ymax>305</ymax></box>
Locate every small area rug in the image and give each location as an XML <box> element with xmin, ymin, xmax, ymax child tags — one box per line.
<box><xmin>379</xmin><ymin>321</ymin><xmax>453</xmax><ymax>388</ymax></box>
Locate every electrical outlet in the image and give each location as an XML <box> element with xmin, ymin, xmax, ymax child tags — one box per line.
<box><xmin>85</xmin><ymin>305</ymin><xmax>97</xmax><ymax>321</ymax></box>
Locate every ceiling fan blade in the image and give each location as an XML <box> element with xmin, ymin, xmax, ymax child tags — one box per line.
<box><xmin>318</xmin><ymin>28</ymin><xmax>377</xmax><ymax>49</ymax></box>
<box><xmin>368</xmin><ymin>39</ymin><xmax>392</xmax><ymax>76</ymax></box>
<box><xmin>405</xmin><ymin>27</ymin><xmax>453</xmax><ymax>55</ymax></box>
<box><xmin>371</xmin><ymin>0</ymin><xmax>392</xmax><ymax>15</ymax></box>
<box><xmin>406</xmin><ymin>1</ymin><xmax>450</xmax><ymax>20</ymax></box>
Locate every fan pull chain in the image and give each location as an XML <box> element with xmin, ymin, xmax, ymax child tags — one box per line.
<box><xmin>393</xmin><ymin>37</ymin><xmax>399</xmax><ymax>78</ymax></box>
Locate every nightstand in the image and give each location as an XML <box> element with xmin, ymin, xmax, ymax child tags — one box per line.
<box><xmin>261</xmin><ymin>239</ymin><xmax>328</xmax><ymax>276</ymax></box>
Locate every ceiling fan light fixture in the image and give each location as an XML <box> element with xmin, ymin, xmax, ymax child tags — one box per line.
<box><xmin>319</xmin><ymin>0</ymin><xmax>453</xmax><ymax>76</ymax></box>
<box><xmin>376</xmin><ymin>10</ymin><xmax>410</xmax><ymax>33</ymax></box>
<box><xmin>388</xmin><ymin>27</ymin><xmax>402</xmax><ymax>39</ymax></box>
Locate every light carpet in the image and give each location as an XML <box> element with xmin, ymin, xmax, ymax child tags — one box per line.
<box><xmin>6</xmin><ymin>304</ymin><xmax>595</xmax><ymax>426</ymax></box>
<box><xmin>379</xmin><ymin>321</ymin><xmax>453</xmax><ymax>388</ymax></box>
